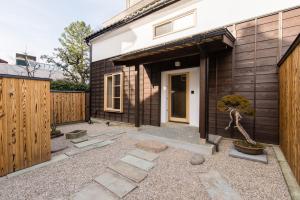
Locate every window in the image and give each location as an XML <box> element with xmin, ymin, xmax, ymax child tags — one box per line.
<box><xmin>104</xmin><ymin>72</ymin><xmax>123</xmax><ymax>112</ymax></box>
<box><xmin>154</xmin><ymin>10</ymin><xmax>196</xmax><ymax>38</ymax></box>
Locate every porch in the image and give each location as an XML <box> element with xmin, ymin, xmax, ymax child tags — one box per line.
<box><xmin>111</xmin><ymin>28</ymin><xmax>235</xmax><ymax>142</ymax></box>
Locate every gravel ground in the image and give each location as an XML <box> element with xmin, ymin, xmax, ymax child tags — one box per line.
<box><xmin>0</xmin><ymin>123</ymin><xmax>291</xmax><ymax>200</ymax></box>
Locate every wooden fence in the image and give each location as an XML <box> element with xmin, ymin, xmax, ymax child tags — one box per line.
<box><xmin>0</xmin><ymin>76</ymin><xmax>51</xmax><ymax>177</ymax></box>
<box><xmin>279</xmin><ymin>34</ymin><xmax>300</xmax><ymax>185</ymax></box>
<box><xmin>51</xmin><ymin>91</ymin><xmax>88</xmax><ymax>125</ymax></box>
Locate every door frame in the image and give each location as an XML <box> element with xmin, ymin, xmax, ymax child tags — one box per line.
<box><xmin>168</xmin><ymin>72</ymin><xmax>190</xmax><ymax>123</ymax></box>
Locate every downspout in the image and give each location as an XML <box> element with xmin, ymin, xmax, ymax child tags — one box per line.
<box><xmin>204</xmin><ymin>56</ymin><xmax>219</xmax><ymax>152</ymax></box>
<box><xmin>88</xmin><ymin>42</ymin><xmax>93</xmax><ymax>124</ymax></box>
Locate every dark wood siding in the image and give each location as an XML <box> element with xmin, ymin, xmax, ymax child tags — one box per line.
<box><xmin>90</xmin><ymin>7</ymin><xmax>300</xmax><ymax>144</ymax></box>
<box><xmin>207</xmin><ymin>7</ymin><xmax>300</xmax><ymax>144</ymax></box>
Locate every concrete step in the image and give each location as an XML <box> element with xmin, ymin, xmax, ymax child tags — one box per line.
<box><xmin>95</xmin><ymin>172</ymin><xmax>137</xmax><ymax>198</ymax></box>
<box><xmin>208</xmin><ymin>134</ymin><xmax>223</xmax><ymax>145</ymax></box>
<box><xmin>128</xmin><ymin>132</ymin><xmax>214</xmax><ymax>155</ymax></box>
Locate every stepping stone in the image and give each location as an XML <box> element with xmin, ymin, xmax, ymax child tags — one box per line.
<box><xmin>66</xmin><ymin>140</ymin><xmax>114</xmax><ymax>156</ymax></box>
<box><xmin>135</xmin><ymin>140</ymin><xmax>168</xmax><ymax>153</ymax></box>
<box><xmin>128</xmin><ymin>149</ymin><xmax>159</xmax><ymax>161</ymax></box>
<box><xmin>71</xmin><ymin>183</ymin><xmax>118</xmax><ymax>200</ymax></box>
<box><xmin>120</xmin><ymin>155</ymin><xmax>154</xmax><ymax>171</ymax></box>
<box><xmin>229</xmin><ymin>148</ymin><xmax>268</xmax><ymax>164</ymax></box>
<box><xmin>95</xmin><ymin>172</ymin><xmax>137</xmax><ymax>198</ymax></box>
<box><xmin>190</xmin><ymin>153</ymin><xmax>205</xmax><ymax>165</ymax></box>
<box><xmin>108</xmin><ymin>161</ymin><xmax>148</xmax><ymax>183</ymax></box>
<box><xmin>71</xmin><ymin>137</ymin><xmax>88</xmax><ymax>144</ymax></box>
<box><xmin>74</xmin><ymin>138</ymin><xmax>104</xmax><ymax>148</ymax></box>
<box><xmin>200</xmin><ymin>170</ymin><xmax>242</xmax><ymax>200</ymax></box>
<box><xmin>65</xmin><ymin>130</ymin><xmax>87</xmax><ymax>139</ymax></box>
<box><xmin>105</xmin><ymin>130</ymin><xmax>125</xmax><ymax>137</ymax></box>
<box><xmin>88</xmin><ymin>131</ymin><xmax>107</xmax><ymax>138</ymax></box>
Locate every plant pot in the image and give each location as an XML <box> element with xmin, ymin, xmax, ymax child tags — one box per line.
<box><xmin>233</xmin><ymin>140</ymin><xmax>265</xmax><ymax>155</ymax></box>
<box><xmin>51</xmin><ymin>130</ymin><xmax>63</xmax><ymax>139</ymax></box>
<box><xmin>65</xmin><ymin>130</ymin><xmax>87</xmax><ymax>139</ymax></box>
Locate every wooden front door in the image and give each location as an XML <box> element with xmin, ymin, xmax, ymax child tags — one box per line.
<box><xmin>168</xmin><ymin>73</ymin><xmax>189</xmax><ymax>123</ymax></box>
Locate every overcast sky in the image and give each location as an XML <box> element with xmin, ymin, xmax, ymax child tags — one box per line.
<box><xmin>0</xmin><ymin>0</ymin><xmax>125</xmax><ymax>64</ymax></box>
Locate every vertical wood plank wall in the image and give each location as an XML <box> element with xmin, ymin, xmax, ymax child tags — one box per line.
<box><xmin>0</xmin><ymin>77</ymin><xmax>51</xmax><ymax>177</ymax></box>
<box><xmin>279</xmin><ymin>43</ymin><xmax>300</xmax><ymax>185</ymax></box>
<box><xmin>51</xmin><ymin>92</ymin><xmax>86</xmax><ymax>125</ymax></box>
<box><xmin>208</xmin><ymin>7</ymin><xmax>300</xmax><ymax>143</ymax></box>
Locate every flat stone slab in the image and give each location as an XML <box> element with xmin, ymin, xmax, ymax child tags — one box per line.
<box><xmin>71</xmin><ymin>183</ymin><xmax>118</xmax><ymax>200</ymax></box>
<box><xmin>51</xmin><ymin>143</ymin><xmax>68</xmax><ymax>153</ymax></box>
<box><xmin>65</xmin><ymin>130</ymin><xmax>87</xmax><ymax>139</ymax></box>
<box><xmin>108</xmin><ymin>161</ymin><xmax>148</xmax><ymax>183</ymax></box>
<box><xmin>229</xmin><ymin>148</ymin><xmax>268</xmax><ymax>164</ymax></box>
<box><xmin>128</xmin><ymin>149</ymin><xmax>159</xmax><ymax>161</ymax></box>
<box><xmin>88</xmin><ymin>131</ymin><xmax>107</xmax><ymax>138</ymax></box>
<box><xmin>200</xmin><ymin>170</ymin><xmax>242</xmax><ymax>200</ymax></box>
<box><xmin>71</xmin><ymin>137</ymin><xmax>88</xmax><ymax>144</ymax></box>
<box><xmin>95</xmin><ymin>172</ymin><xmax>137</xmax><ymax>198</ymax></box>
<box><xmin>120</xmin><ymin>155</ymin><xmax>154</xmax><ymax>171</ymax></box>
<box><xmin>74</xmin><ymin>138</ymin><xmax>104</xmax><ymax>148</ymax></box>
<box><xmin>105</xmin><ymin>130</ymin><xmax>126</xmax><ymax>137</ymax></box>
<box><xmin>66</xmin><ymin>140</ymin><xmax>114</xmax><ymax>156</ymax></box>
<box><xmin>135</xmin><ymin>140</ymin><xmax>168</xmax><ymax>153</ymax></box>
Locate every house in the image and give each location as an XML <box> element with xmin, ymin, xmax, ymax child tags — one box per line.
<box><xmin>0</xmin><ymin>58</ymin><xmax>8</xmax><ymax>63</ymax></box>
<box><xmin>86</xmin><ymin>0</ymin><xmax>300</xmax><ymax>144</ymax></box>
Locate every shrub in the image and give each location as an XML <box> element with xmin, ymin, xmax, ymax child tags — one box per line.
<box><xmin>51</xmin><ymin>80</ymin><xmax>89</xmax><ymax>91</ymax></box>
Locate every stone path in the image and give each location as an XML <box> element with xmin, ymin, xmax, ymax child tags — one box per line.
<box><xmin>74</xmin><ymin>138</ymin><xmax>104</xmax><ymax>148</ymax></box>
<box><xmin>70</xmin><ymin>142</ymin><xmax>161</xmax><ymax>199</ymax></box>
<box><xmin>200</xmin><ymin>170</ymin><xmax>242</xmax><ymax>200</ymax></box>
<box><xmin>66</xmin><ymin>140</ymin><xmax>114</xmax><ymax>156</ymax></box>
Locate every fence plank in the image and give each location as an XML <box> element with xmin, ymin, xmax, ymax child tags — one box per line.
<box><xmin>51</xmin><ymin>91</ymin><xmax>87</xmax><ymax>125</ymax></box>
<box><xmin>279</xmin><ymin>41</ymin><xmax>300</xmax><ymax>185</ymax></box>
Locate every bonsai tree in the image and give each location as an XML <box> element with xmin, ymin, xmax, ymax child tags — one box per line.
<box><xmin>217</xmin><ymin>95</ymin><xmax>256</xmax><ymax>145</ymax></box>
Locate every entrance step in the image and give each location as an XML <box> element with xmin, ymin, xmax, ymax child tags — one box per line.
<box><xmin>74</xmin><ymin>138</ymin><xmax>104</xmax><ymax>148</ymax></box>
<box><xmin>200</xmin><ymin>170</ymin><xmax>242</xmax><ymax>200</ymax></box>
<box><xmin>120</xmin><ymin>155</ymin><xmax>155</xmax><ymax>171</ymax></box>
<box><xmin>208</xmin><ymin>134</ymin><xmax>222</xmax><ymax>145</ymax></box>
<box><xmin>108</xmin><ymin>161</ymin><xmax>148</xmax><ymax>183</ymax></box>
<box><xmin>95</xmin><ymin>172</ymin><xmax>137</xmax><ymax>198</ymax></box>
<box><xmin>128</xmin><ymin>132</ymin><xmax>214</xmax><ymax>155</ymax></box>
<box><xmin>71</xmin><ymin>183</ymin><xmax>118</xmax><ymax>200</ymax></box>
<box><xmin>128</xmin><ymin>149</ymin><xmax>159</xmax><ymax>161</ymax></box>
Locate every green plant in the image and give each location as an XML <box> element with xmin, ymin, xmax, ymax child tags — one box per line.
<box><xmin>51</xmin><ymin>80</ymin><xmax>89</xmax><ymax>91</ymax></box>
<box><xmin>217</xmin><ymin>95</ymin><xmax>256</xmax><ymax>145</ymax></box>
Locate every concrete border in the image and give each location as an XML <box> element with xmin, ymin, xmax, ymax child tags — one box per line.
<box><xmin>273</xmin><ymin>146</ymin><xmax>300</xmax><ymax>200</ymax></box>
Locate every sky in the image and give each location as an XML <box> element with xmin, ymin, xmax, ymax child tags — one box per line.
<box><xmin>0</xmin><ymin>0</ymin><xmax>125</xmax><ymax>64</ymax></box>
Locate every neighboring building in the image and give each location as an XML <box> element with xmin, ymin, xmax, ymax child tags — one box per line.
<box><xmin>16</xmin><ymin>53</ymin><xmax>37</xmax><ymax>66</ymax></box>
<box><xmin>0</xmin><ymin>58</ymin><xmax>8</xmax><ymax>64</ymax></box>
<box><xmin>87</xmin><ymin>0</ymin><xmax>300</xmax><ymax>144</ymax></box>
<box><xmin>0</xmin><ymin>63</ymin><xmax>65</xmax><ymax>80</ymax></box>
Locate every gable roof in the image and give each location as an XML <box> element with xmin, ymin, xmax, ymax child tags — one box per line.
<box><xmin>86</xmin><ymin>0</ymin><xmax>180</xmax><ymax>43</ymax></box>
<box><xmin>0</xmin><ymin>58</ymin><xmax>8</xmax><ymax>64</ymax></box>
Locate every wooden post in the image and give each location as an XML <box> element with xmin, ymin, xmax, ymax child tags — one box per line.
<box><xmin>135</xmin><ymin>65</ymin><xmax>140</xmax><ymax>127</ymax></box>
<box><xmin>199</xmin><ymin>57</ymin><xmax>208</xmax><ymax>139</ymax></box>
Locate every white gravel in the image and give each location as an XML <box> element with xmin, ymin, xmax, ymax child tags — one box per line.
<box><xmin>0</xmin><ymin>123</ymin><xmax>291</xmax><ymax>200</ymax></box>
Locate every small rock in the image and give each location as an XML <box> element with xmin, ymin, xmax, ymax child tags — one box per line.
<box><xmin>135</xmin><ymin>140</ymin><xmax>168</xmax><ymax>153</ymax></box>
<box><xmin>190</xmin><ymin>154</ymin><xmax>205</xmax><ymax>165</ymax></box>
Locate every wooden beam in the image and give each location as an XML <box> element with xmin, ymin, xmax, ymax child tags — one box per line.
<box><xmin>135</xmin><ymin>65</ymin><xmax>140</xmax><ymax>127</ymax></box>
<box><xmin>199</xmin><ymin>57</ymin><xmax>208</xmax><ymax>139</ymax></box>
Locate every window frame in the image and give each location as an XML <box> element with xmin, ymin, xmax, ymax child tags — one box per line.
<box><xmin>153</xmin><ymin>9</ymin><xmax>197</xmax><ymax>39</ymax></box>
<box><xmin>104</xmin><ymin>72</ymin><xmax>124</xmax><ymax>113</ymax></box>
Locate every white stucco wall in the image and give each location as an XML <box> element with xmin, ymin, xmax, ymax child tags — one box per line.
<box><xmin>161</xmin><ymin>67</ymin><xmax>200</xmax><ymax>127</ymax></box>
<box><xmin>91</xmin><ymin>0</ymin><xmax>300</xmax><ymax>62</ymax></box>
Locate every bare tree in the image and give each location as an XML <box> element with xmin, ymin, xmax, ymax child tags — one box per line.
<box><xmin>20</xmin><ymin>51</ymin><xmax>42</xmax><ymax>77</ymax></box>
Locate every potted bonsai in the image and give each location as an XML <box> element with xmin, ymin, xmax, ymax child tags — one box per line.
<box><xmin>217</xmin><ymin>95</ymin><xmax>265</xmax><ymax>155</ymax></box>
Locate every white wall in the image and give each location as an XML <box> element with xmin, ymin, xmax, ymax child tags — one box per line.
<box><xmin>161</xmin><ymin>67</ymin><xmax>200</xmax><ymax>127</ymax></box>
<box><xmin>91</xmin><ymin>0</ymin><xmax>300</xmax><ymax>62</ymax></box>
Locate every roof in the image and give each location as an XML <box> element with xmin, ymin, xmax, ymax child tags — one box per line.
<box><xmin>0</xmin><ymin>58</ymin><xmax>8</xmax><ymax>64</ymax></box>
<box><xmin>278</xmin><ymin>34</ymin><xmax>300</xmax><ymax>66</ymax></box>
<box><xmin>111</xmin><ymin>27</ymin><xmax>235</xmax><ymax>64</ymax></box>
<box><xmin>86</xmin><ymin>0</ymin><xmax>180</xmax><ymax>43</ymax></box>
